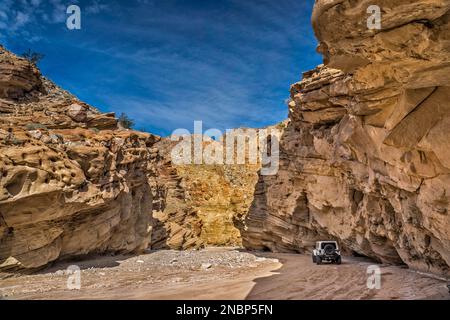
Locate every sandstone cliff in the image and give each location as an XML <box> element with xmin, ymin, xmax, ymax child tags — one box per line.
<box><xmin>151</xmin><ymin>136</ymin><xmax>260</xmax><ymax>248</ymax></box>
<box><xmin>243</xmin><ymin>0</ymin><xmax>450</xmax><ymax>275</ymax></box>
<box><xmin>0</xmin><ymin>46</ymin><xmax>161</xmax><ymax>270</ymax></box>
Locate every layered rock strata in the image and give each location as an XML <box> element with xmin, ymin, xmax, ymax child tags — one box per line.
<box><xmin>151</xmin><ymin>136</ymin><xmax>261</xmax><ymax>248</ymax></box>
<box><xmin>0</xmin><ymin>46</ymin><xmax>160</xmax><ymax>270</ymax></box>
<box><xmin>243</xmin><ymin>0</ymin><xmax>450</xmax><ymax>275</ymax></box>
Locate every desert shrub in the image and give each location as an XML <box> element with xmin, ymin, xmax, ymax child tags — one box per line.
<box><xmin>118</xmin><ymin>113</ymin><xmax>135</xmax><ymax>129</ymax></box>
<box><xmin>276</xmin><ymin>122</ymin><xmax>286</xmax><ymax>130</ymax></box>
<box><xmin>10</xmin><ymin>137</ymin><xmax>23</xmax><ymax>145</ymax></box>
<box><xmin>21</xmin><ymin>49</ymin><xmax>45</xmax><ymax>65</ymax></box>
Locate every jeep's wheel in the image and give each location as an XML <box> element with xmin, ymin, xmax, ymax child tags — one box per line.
<box><xmin>324</xmin><ymin>244</ymin><xmax>335</xmax><ymax>255</ymax></box>
<box><xmin>312</xmin><ymin>254</ymin><xmax>316</xmax><ymax>263</ymax></box>
<box><xmin>316</xmin><ymin>257</ymin><xmax>322</xmax><ymax>265</ymax></box>
<box><xmin>335</xmin><ymin>257</ymin><xmax>342</xmax><ymax>265</ymax></box>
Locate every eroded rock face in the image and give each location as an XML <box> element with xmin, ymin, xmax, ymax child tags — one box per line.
<box><xmin>243</xmin><ymin>0</ymin><xmax>450</xmax><ymax>275</ymax></box>
<box><xmin>175</xmin><ymin>159</ymin><xmax>259</xmax><ymax>247</ymax></box>
<box><xmin>0</xmin><ymin>47</ymin><xmax>44</xmax><ymax>100</ymax></box>
<box><xmin>149</xmin><ymin>138</ymin><xmax>205</xmax><ymax>250</ymax></box>
<box><xmin>150</xmin><ymin>136</ymin><xmax>260</xmax><ymax>249</ymax></box>
<box><xmin>0</xmin><ymin>46</ymin><xmax>160</xmax><ymax>270</ymax></box>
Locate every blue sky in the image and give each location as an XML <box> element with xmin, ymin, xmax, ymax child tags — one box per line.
<box><xmin>0</xmin><ymin>0</ymin><xmax>321</xmax><ymax>136</ymax></box>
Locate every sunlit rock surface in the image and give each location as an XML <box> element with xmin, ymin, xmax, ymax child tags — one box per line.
<box><xmin>0</xmin><ymin>46</ymin><xmax>159</xmax><ymax>270</ymax></box>
<box><xmin>242</xmin><ymin>0</ymin><xmax>450</xmax><ymax>275</ymax></box>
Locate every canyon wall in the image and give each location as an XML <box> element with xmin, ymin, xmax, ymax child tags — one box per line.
<box><xmin>0</xmin><ymin>46</ymin><xmax>162</xmax><ymax>270</ymax></box>
<box><xmin>243</xmin><ymin>0</ymin><xmax>450</xmax><ymax>275</ymax></box>
<box><xmin>151</xmin><ymin>136</ymin><xmax>260</xmax><ymax>249</ymax></box>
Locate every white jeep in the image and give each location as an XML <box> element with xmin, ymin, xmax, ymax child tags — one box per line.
<box><xmin>312</xmin><ymin>241</ymin><xmax>342</xmax><ymax>265</ymax></box>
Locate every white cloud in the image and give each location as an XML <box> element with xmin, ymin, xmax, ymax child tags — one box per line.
<box><xmin>15</xmin><ymin>12</ymin><xmax>30</xmax><ymax>27</ymax></box>
<box><xmin>85</xmin><ymin>1</ymin><xmax>110</xmax><ymax>14</ymax></box>
<box><xmin>31</xmin><ymin>0</ymin><xmax>42</xmax><ymax>7</ymax></box>
<box><xmin>49</xmin><ymin>0</ymin><xmax>67</xmax><ymax>23</ymax></box>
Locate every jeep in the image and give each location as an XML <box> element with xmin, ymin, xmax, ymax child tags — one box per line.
<box><xmin>312</xmin><ymin>241</ymin><xmax>342</xmax><ymax>265</ymax></box>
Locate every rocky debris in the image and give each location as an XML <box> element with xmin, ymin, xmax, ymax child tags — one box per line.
<box><xmin>201</xmin><ymin>263</ymin><xmax>212</xmax><ymax>270</ymax></box>
<box><xmin>67</xmin><ymin>104</ymin><xmax>88</xmax><ymax>122</ymax></box>
<box><xmin>0</xmin><ymin>46</ymin><xmax>161</xmax><ymax>270</ymax></box>
<box><xmin>0</xmin><ymin>248</ymin><xmax>280</xmax><ymax>299</ymax></box>
<box><xmin>123</xmin><ymin>249</ymin><xmax>273</xmax><ymax>270</ymax></box>
<box><xmin>242</xmin><ymin>0</ymin><xmax>450</xmax><ymax>276</ymax></box>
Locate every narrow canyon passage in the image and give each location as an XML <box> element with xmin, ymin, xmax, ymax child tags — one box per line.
<box><xmin>1</xmin><ymin>0</ymin><xmax>450</xmax><ymax>302</ymax></box>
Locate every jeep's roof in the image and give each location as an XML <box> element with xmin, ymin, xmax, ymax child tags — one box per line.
<box><xmin>316</xmin><ymin>241</ymin><xmax>338</xmax><ymax>244</ymax></box>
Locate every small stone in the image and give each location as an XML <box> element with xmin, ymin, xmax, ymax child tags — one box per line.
<box><xmin>68</xmin><ymin>103</ymin><xmax>88</xmax><ymax>122</ymax></box>
<box><xmin>28</xmin><ymin>130</ymin><xmax>42</xmax><ymax>140</ymax></box>
<box><xmin>201</xmin><ymin>263</ymin><xmax>212</xmax><ymax>270</ymax></box>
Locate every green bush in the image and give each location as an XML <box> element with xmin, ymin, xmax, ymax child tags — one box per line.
<box><xmin>118</xmin><ymin>113</ymin><xmax>135</xmax><ymax>129</ymax></box>
<box><xmin>21</xmin><ymin>49</ymin><xmax>45</xmax><ymax>65</ymax></box>
<box><xmin>10</xmin><ymin>137</ymin><xmax>23</xmax><ymax>145</ymax></box>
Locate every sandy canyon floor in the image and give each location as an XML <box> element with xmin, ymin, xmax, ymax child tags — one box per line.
<box><xmin>0</xmin><ymin>248</ymin><xmax>448</xmax><ymax>300</ymax></box>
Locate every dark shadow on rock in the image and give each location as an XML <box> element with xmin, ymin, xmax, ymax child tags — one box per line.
<box><xmin>34</xmin><ymin>253</ymin><xmax>133</xmax><ymax>275</ymax></box>
<box><xmin>150</xmin><ymin>217</ymin><xmax>170</xmax><ymax>250</ymax></box>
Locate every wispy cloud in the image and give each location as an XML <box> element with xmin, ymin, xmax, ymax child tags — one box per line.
<box><xmin>0</xmin><ymin>0</ymin><xmax>320</xmax><ymax>136</ymax></box>
<box><xmin>85</xmin><ymin>0</ymin><xmax>110</xmax><ymax>14</ymax></box>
